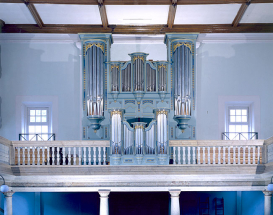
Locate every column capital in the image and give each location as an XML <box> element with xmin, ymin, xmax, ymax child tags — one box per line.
<box><xmin>263</xmin><ymin>190</ymin><xmax>273</xmax><ymax>196</ymax></box>
<box><xmin>98</xmin><ymin>190</ymin><xmax>110</xmax><ymax>198</ymax></box>
<box><xmin>3</xmin><ymin>191</ymin><xmax>14</xmax><ymax>197</ymax></box>
<box><xmin>169</xmin><ymin>189</ymin><xmax>181</xmax><ymax>198</ymax></box>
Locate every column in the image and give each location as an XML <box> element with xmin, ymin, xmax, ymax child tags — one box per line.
<box><xmin>99</xmin><ymin>190</ymin><xmax>110</xmax><ymax>215</ymax></box>
<box><xmin>263</xmin><ymin>191</ymin><xmax>273</xmax><ymax>215</ymax></box>
<box><xmin>169</xmin><ymin>190</ymin><xmax>181</xmax><ymax>215</ymax></box>
<box><xmin>4</xmin><ymin>191</ymin><xmax>14</xmax><ymax>215</ymax></box>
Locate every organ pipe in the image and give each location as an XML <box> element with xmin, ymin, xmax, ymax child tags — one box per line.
<box><xmin>156</xmin><ymin>110</ymin><xmax>168</xmax><ymax>154</ymax></box>
<box><xmin>111</xmin><ymin>110</ymin><xmax>122</xmax><ymax>154</ymax></box>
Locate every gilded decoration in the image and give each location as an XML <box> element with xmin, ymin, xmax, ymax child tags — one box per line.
<box><xmin>111</xmin><ymin>65</ymin><xmax>119</xmax><ymax>70</ymax></box>
<box><xmin>111</xmin><ymin>110</ymin><xmax>122</xmax><ymax>117</ymax></box>
<box><xmin>158</xmin><ymin>64</ymin><xmax>166</xmax><ymax>70</ymax></box>
<box><xmin>134</xmin><ymin>125</ymin><xmax>144</xmax><ymax>130</ymax></box>
<box><xmin>85</xmin><ymin>43</ymin><xmax>105</xmax><ymax>53</ymax></box>
<box><xmin>156</xmin><ymin>110</ymin><xmax>168</xmax><ymax>117</ymax></box>
<box><xmin>173</xmin><ymin>42</ymin><xmax>193</xmax><ymax>53</ymax></box>
<box><xmin>133</xmin><ymin>56</ymin><xmax>144</xmax><ymax>62</ymax></box>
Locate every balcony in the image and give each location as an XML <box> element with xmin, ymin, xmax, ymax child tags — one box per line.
<box><xmin>1</xmin><ymin>135</ymin><xmax>273</xmax><ymax>193</ymax></box>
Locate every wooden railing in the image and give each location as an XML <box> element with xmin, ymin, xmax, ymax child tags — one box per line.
<box><xmin>12</xmin><ymin>140</ymin><xmax>109</xmax><ymax>166</ymax></box>
<box><xmin>169</xmin><ymin>140</ymin><xmax>264</xmax><ymax>165</ymax></box>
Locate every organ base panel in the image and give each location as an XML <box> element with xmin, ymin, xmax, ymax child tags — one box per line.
<box><xmin>80</xmin><ymin>34</ymin><xmax>198</xmax><ymax>165</ymax></box>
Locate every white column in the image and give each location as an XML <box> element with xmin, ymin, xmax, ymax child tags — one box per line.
<box><xmin>4</xmin><ymin>191</ymin><xmax>14</xmax><ymax>215</ymax></box>
<box><xmin>99</xmin><ymin>190</ymin><xmax>110</xmax><ymax>215</ymax></box>
<box><xmin>169</xmin><ymin>190</ymin><xmax>181</xmax><ymax>215</ymax></box>
<box><xmin>263</xmin><ymin>191</ymin><xmax>273</xmax><ymax>215</ymax></box>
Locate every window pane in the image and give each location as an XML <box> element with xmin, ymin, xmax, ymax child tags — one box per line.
<box><xmin>235</xmin><ymin>125</ymin><xmax>242</xmax><ymax>132</ymax></box>
<box><xmin>42</xmin><ymin>116</ymin><xmax>47</xmax><ymax>122</ymax></box>
<box><xmin>30</xmin><ymin>110</ymin><xmax>35</xmax><ymax>115</ymax></box>
<box><xmin>36</xmin><ymin>117</ymin><xmax>41</xmax><ymax>122</ymax></box>
<box><xmin>242</xmin><ymin>116</ymin><xmax>247</xmax><ymax>122</ymax></box>
<box><xmin>229</xmin><ymin>133</ymin><xmax>236</xmax><ymax>140</ymax></box>
<box><xmin>242</xmin><ymin>109</ymin><xmax>247</xmax><ymax>115</ymax></box>
<box><xmin>36</xmin><ymin>110</ymin><xmax>41</xmax><ymax>115</ymax></box>
<box><xmin>29</xmin><ymin>126</ymin><xmax>35</xmax><ymax>133</ymax></box>
<box><xmin>242</xmin><ymin>125</ymin><xmax>248</xmax><ymax>132</ymax></box>
<box><xmin>236</xmin><ymin>116</ymin><xmax>242</xmax><ymax>122</ymax></box>
<box><xmin>230</xmin><ymin>109</ymin><xmax>235</xmax><ymax>115</ymax></box>
<box><xmin>229</xmin><ymin>125</ymin><xmax>236</xmax><ymax>132</ymax></box>
<box><xmin>42</xmin><ymin>126</ymin><xmax>48</xmax><ymax>133</ymax></box>
<box><xmin>230</xmin><ymin>116</ymin><xmax>235</xmax><ymax>122</ymax></box>
<box><xmin>30</xmin><ymin>117</ymin><xmax>35</xmax><ymax>122</ymax></box>
<box><xmin>36</xmin><ymin>126</ymin><xmax>41</xmax><ymax>133</ymax></box>
<box><xmin>42</xmin><ymin>135</ymin><xmax>48</xmax><ymax>141</ymax></box>
<box><xmin>236</xmin><ymin>109</ymin><xmax>242</xmax><ymax>115</ymax></box>
<box><xmin>42</xmin><ymin>110</ymin><xmax>47</xmax><ymax>115</ymax></box>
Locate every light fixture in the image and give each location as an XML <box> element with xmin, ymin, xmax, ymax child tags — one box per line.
<box><xmin>0</xmin><ymin>175</ymin><xmax>9</xmax><ymax>193</ymax></box>
<box><xmin>267</xmin><ymin>176</ymin><xmax>273</xmax><ymax>191</ymax></box>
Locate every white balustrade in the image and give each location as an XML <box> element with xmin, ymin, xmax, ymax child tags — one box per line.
<box><xmin>170</xmin><ymin>140</ymin><xmax>264</xmax><ymax>166</ymax></box>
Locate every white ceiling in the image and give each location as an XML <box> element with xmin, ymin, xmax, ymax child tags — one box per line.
<box><xmin>34</xmin><ymin>4</ymin><xmax>102</xmax><ymax>25</ymax></box>
<box><xmin>175</xmin><ymin>4</ymin><xmax>241</xmax><ymax>24</ymax></box>
<box><xmin>106</xmin><ymin>5</ymin><xmax>169</xmax><ymax>25</ymax></box>
<box><xmin>0</xmin><ymin>3</ymin><xmax>35</xmax><ymax>24</ymax></box>
<box><xmin>241</xmin><ymin>3</ymin><xmax>273</xmax><ymax>23</ymax></box>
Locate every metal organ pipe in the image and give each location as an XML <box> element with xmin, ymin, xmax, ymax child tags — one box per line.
<box><xmin>157</xmin><ymin>111</ymin><xmax>168</xmax><ymax>154</ymax></box>
<box><xmin>111</xmin><ymin>111</ymin><xmax>122</xmax><ymax>154</ymax></box>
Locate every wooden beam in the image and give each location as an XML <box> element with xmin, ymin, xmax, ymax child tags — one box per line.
<box><xmin>98</xmin><ymin>0</ymin><xmax>109</xmax><ymax>29</ymax></box>
<box><xmin>1</xmin><ymin>0</ymin><xmax>273</xmax><ymax>4</ymax></box>
<box><xmin>2</xmin><ymin>24</ymin><xmax>273</xmax><ymax>34</ymax></box>
<box><xmin>24</xmin><ymin>1</ymin><xmax>44</xmax><ymax>28</ymax></box>
<box><xmin>232</xmin><ymin>1</ymin><xmax>251</xmax><ymax>27</ymax></box>
<box><xmin>167</xmin><ymin>0</ymin><xmax>177</xmax><ymax>28</ymax></box>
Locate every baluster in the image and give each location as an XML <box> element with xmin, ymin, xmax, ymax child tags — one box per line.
<box><xmin>42</xmin><ymin>147</ymin><xmax>45</xmax><ymax>165</ymax></box>
<box><xmin>52</xmin><ymin>147</ymin><xmax>55</xmax><ymax>166</ymax></box>
<box><xmin>257</xmin><ymin>146</ymin><xmax>261</xmax><ymax>164</ymax></box>
<box><xmin>223</xmin><ymin>147</ymin><xmax>226</xmax><ymax>164</ymax></box>
<box><xmin>98</xmin><ymin>147</ymin><xmax>102</xmax><ymax>165</ymax></box>
<box><xmin>173</xmin><ymin>147</ymin><xmax>176</xmax><ymax>165</ymax></box>
<box><xmin>79</xmin><ymin>147</ymin><xmax>82</xmax><ymax>165</ymax></box>
<box><xmin>22</xmin><ymin>147</ymin><xmax>25</xmax><ymax>165</ymax></box>
<box><xmin>202</xmin><ymin>147</ymin><xmax>205</xmax><ymax>165</ymax></box>
<box><xmin>238</xmin><ymin>146</ymin><xmax>241</xmax><ymax>165</ymax></box>
<box><xmin>228</xmin><ymin>146</ymin><xmax>230</xmax><ymax>164</ymax></box>
<box><xmin>47</xmin><ymin>147</ymin><xmax>50</xmax><ymax>165</ymax></box>
<box><xmin>177</xmin><ymin>147</ymin><xmax>181</xmax><ymax>165</ymax></box>
<box><xmin>56</xmin><ymin>147</ymin><xmax>60</xmax><ymax>165</ymax></box>
<box><xmin>94</xmin><ymin>147</ymin><xmax>97</xmax><ymax>165</ymax></box>
<box><xmin>37</xmin><ymin>147</ymin><xmax>40</xmax><ymax>165</ymax></box>
<box><xmin>233</xmin><ymin>147</ymin><xmax>236</xmax><ymax>165</ymax></box>
<box><xmin>17</xmin><ymin>147</ymin><xmax>20</xmax><ymax>165</ymax></box>
<box><xmin>27</xmin><ymin>147</ymin><xmax>30</xmax><ymax>165</ymax></box>
<box><xmin>218</xmin><ymin>147</ymin><xmax>221</xmax><ymax>164</ymax></box>
<box><xmin>182</xmin><ymin>147</ymin><xmax>186</xmax><ymax>164</ymax></box>
<box><xmin>252</xmin><ymin>146</ymin><xmax>256</xmax><ymax>164</ymax></box>
<box><xmin>83</xmin><ymin>147</ymin><xmax>86</xmax><ymax>165</ymax></box>
<box><xmin>197</xmin><ymin>147</ymin><xmax>200</xmax><ymax>164</ymax></box>
<box><xmin>248</xmin><ymin>146</ymin><xmax>251</xmax><ymax>164</ymax></box>
<box><xmin>243</xmin><ymin>146</ymin><xmax>246</xmax><ymax>164</ymax></box>
<box><xmin>187</xmin><ymin>147</ymin><xmax>191</xmax><ymax>164</ymax></box>
<box><xmin>103</xmin><ymin>147</ymin><xmax>106</xmax><ymax>165</ymax></box>
<box><xmin>192</xmin><ymin>147</ymin><xmax>196</xmax><ymax>164</ymax></box>
<box><xmin>73</xmin><ymin>147</ymin><xmax>76</xmax><ymax>165</ymax></box>
<box><xmin>63</xmin><ymin>147</ymin><xmax>66</xmax><ymax>165</ymax></box>
<box><xmin>213</xmin><ymin>146</ymin><xmax>215</xmax><ymax>165</ymax></box>
<box><xmin>32</xmin><ymin>147</ymin><xmax>35</xmax><ymax>165</ymax></box>
<box><xmin>207</xmin><ymin>147</ymin><xmax>210</xmax><ymax>165</ymax></box>
<box><xmin>88</xmin><ymin>147</ymin><xmax>91</xmax><ymax>165</ymax></box>
<box><xmin>68</xmin><ymin>147</ymin><xmax>71</xmax><ymax>165</ymax></box>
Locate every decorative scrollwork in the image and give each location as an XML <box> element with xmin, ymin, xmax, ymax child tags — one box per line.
<box><xmin>111</xmin><ymin>110</ymin><xmax>122</xmax><ymax>117</ymax></box>
<box><xmin>133</xmin><ymin>56</ymin><xmax>144</xmax><ymax>62</ymax></box>
<box><xmin>158</xmin><ymin>64</ymin><xmax>166</xmax><ymax>70</ymax></box>
<box><xmin>156</xmin><ymin>110</ymin><xmax>168</xmax><ymax>117</ymax></box>
<box><xmin>111</xmin><ymin>65</ymin><xmax>119</xmax><ymax>70</ymax></box>
<box><xmin>85</xmin><ymin>43</ymin><xmax>105</xmax><ymax>53</ymax></box>
<box><xmin>134</xmin><ymin>125</ymin><xmax>144</xmax><ymax>130</ymax></box>
<box><xmin>173</xmin><ymin>42</ymin><xmax>192</xmax><ymax>52</ymax></box>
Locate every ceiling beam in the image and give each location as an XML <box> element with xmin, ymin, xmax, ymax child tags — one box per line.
<box><xmin>1</xmin><ymin>0</ymin><xmax>273</xmax><ymax>4</ymax></box>
<box><xmin>24</xmin><ymin>1</ymin><xmax>44</xmax><ymax>28</ymax></box>
<box><xmin>232</xmin><ymin>1</ymin><xmax>251</xmax><ymax>27</ymax></box>
<box><xmin>98</xmin><ymin>0</ymin><xmax>109</xmax><ymax>29</ymax></box>
<box><xmin>167</xmin><ymin>0</ymin><xmax>177</xmax><ymax>28</ymax></box>
<box><xmin>3</xmin><ymin>24</ymin><xmax>273</xmax><ymax>34</ymax></box>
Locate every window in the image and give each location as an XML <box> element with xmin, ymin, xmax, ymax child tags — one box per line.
<box><xmin>225</xmin><ymin>106</ymin><xmax>257</xmax><ymax>140</ymax></box>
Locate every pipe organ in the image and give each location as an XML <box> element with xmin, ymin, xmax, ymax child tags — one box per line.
<box><xmin>80</xmin><ymin>33</ymin><xmax>198</xmax><ymax>165</ymax></box>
